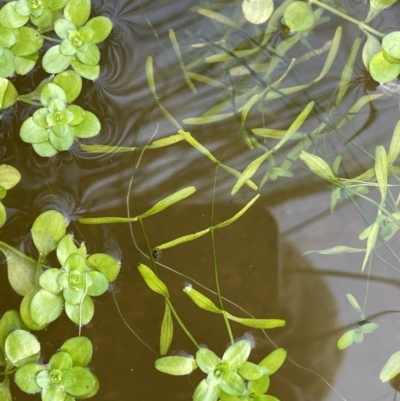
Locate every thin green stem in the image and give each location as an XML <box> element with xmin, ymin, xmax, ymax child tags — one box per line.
<box><xmin>310</xmin><ymin>0</ymin><xmax>385</xmax><ymax>38</ymax></box>
<box><xmin>41</xmin><ymin>35</ymin><xmax>61</xmax><ymax>43</ymax></box>
<box><xmin>0</xmin><ymin>368</ymin><xmax>17</xmax><ymax>376</ymax></box>
<box><xmin>16</xmin><ymin>97</ymin><xmax>41</xmax><ymax>106</ymax></box>
<box><xmin>166</xmin><ymin>298</ymin><xmax>200</xmax><ymax>349</ymax></box>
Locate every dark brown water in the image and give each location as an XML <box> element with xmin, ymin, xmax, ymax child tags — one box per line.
<box><xmin>2</xmin><ymin>0</ymin><xmax>400</xmax><ymax>400</ymax></box>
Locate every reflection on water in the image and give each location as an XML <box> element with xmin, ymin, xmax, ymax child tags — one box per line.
<box><xmin>2</xmin><ymin>0</ymin><xmax>400</xmax><ymax>400</ymax></box>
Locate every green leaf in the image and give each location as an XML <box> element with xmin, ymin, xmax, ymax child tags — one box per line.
<box><xmin>360</xmin><ymin>322</ymin><xmax>379</xmax><ymax>334</ymax></box>
<box><xmin>160</xmin><ymin>302</ymin><xmax>173</xmax><ymax>356</ymax></box>
<box><xmin>216</xmin><ymin>370</ymin><xmax>246</xmax><ymax>396</ymax></box>
<box><xmin>65</xmin><ymin>295</ymin><xmax>94</xmax><ymax>325</ymax></box>
<box><xmin>30</xmin><ymin>7</ymin><xmax>52</xmax><ymax>28</ymax></box>
<box><xmin>223</xmin><ymin>340</ymin><xmax>251</xmax><ymax>370</ymax></box>
<box><xmin>299</xmin><ymin>151</ymin><xmax>337</xmax><ymax>182</ymax></box>
<box><xmin>137</xmin><ymin>264</ymin><xmax>169</xmax><ymax>297</ymax></box>
<box><xmin>362</xmin><ymin>33</ymin><xmax>381</xmax><ymax>71</ymax></box>
<box><xmin>0</xmin><ymin>164</ymin><xmax>21</xmax><ymax>189</ymax></box>
<box><xmin>242</xmin><ymin>0</ymin><xmax>274</xmax><ymax>24</ymax></box>
<box><xmin>0</xmin><ymin>77</ymin><xmax>18</xmax><ymax>109</ymax></box>
<box><xmin>41</xmin><ymin>82</ymin><xmax>67</xmax><ymax>106</ymax></box>
<box><xmin>64</xmin><ymin>0</ymin><xmax>91</xmax><ymax>27</ymax></box>
<box><xmin>55</xmin><ymin>18</ymin><xmax>77</xmax><ymax>40</ymax></box>
<box><xmin>0</xmin><ymin>378</ymin><xmax>11</xmax><ymax>401</ymax></box>
<box><xmin>0</xmin><ymin>203</ymin><xmax>5</xmax><ymax>228</ymax></box>
<box><xmin>57</xmin><ymin>234</ymin><xmax>87</xmax><ymax>266</ymax></box>
<box><xmin>248</xmin><ymin>374</ymin><xmax>270</xmax><ymax>395</ymax></box>
<box><xmin>362</xmin><ymin>218</ymin><xmax>379</xmax><ymax>271</ymax></box>
<box><xmin>346</xmin><ymin>294</ymin><xmax>363</xmax><ymax>313</ymax></box>
<box><xmin>85</xmin><ymin>16</ymin><xmax>113</xmax><ymax>43</ymax></box>
<box><xmin>283</xmin><ymin>1</ymin><xmax>315</xmax><ymax>31</ymax></box>
<box><xmin>71</xmin><ymin>59</ymin><xmax>100</xmax><ymax>80</ymax></box>
<box><xmin>76</xmin><ymin>43</ymin><xmax>100</xmax><ymax>66</ymax></box>
<box><xmin>20</xmin><ymin>288</ymin><xmax>49</xmax><ymax>330</ymax></box>
<box><xmin>197</xmin><ymin>8</ymin><xmax>239</xmax><ymax>29</ymax></box>
<box><xmin>0</xmin><ymin>49</ymin><xmax>15</xmax><ymax>78</ymax></box>
<box><xmin>0</xmin><ymin>26</ymin><xmax>18</xmax><ymax>48</ymax></box>
<box><xmin>32</xmin><ymin>141</ymin><xmax>58</xmax><ymax>157</ymax></box>
<box><xmin>11</xmin><ymin>27</ymin><xmax>43</xmax><ymax>56</ymax></box>
<box><xmin>388</xmin><ymin>120</ymin><xmax>400</xmax><ymax>166</ymax></box>
<box><xmin>31</xmin><ymin>289</ymin><xmax>63</xmax><ymax>326</ymax></box>
<box><xmin>14</xmin><ymin>363</ymin><xmax>44</xmax><ymax>394</ymax></box>
<box><xmin>369</xmin><ymin>50</ymin><xmax>400</xmax><ymax>83</ymax></box>
<box><xmin>375</xmin><ymin>145</ymin><xmax>388</xmax><ymax>202</ymax></box>
<box><xmin>380</xmin><ymin>351</ymin><xmax>400</xmax><ymax>382</ymax></box>
<box><xmin>72</xmin><ymin>110</ymin><xmax>100</xmax><ymax>138</ymax></box>
<box><xmin>87</xmin><ymin>271</ymin><xmax>109</xmax><ymax>296</ymax></box>
<box><xmin>15</xmin><ymin>52</ymin><xmax>38</xmax><ymax>75</ymax></box>
<box><xmin>49</xmin><ymin>129</ymin><xmax>75</xmax><ymax>151</ymax></box>
<box><xmin>303</xmin><ymin>245</ymin><xmax>365</xmax><ymax>255</ymax></box>
<box><xmin>196</xmin><ymin>348</ymin><xmax>220</xmax><ymax>374</ymax></box>
<box><xmin>0</xmin><ymin>241</ymin><xmax>41</xmax><ymax>296</ymax></box>
<box><xmin>5</xmin><ymin>329</ymin><xmax>40</xmax><ymax>367</ymax></box>
<box><xmin>32</xmin><ymin>210</ymin><xmax>66</xmax><ymax>257</ymax></box>
<box><xmin>20</xmin><ymin>117</ymin><xmax>49</xmax><ymax>144</ymax></box>
<box><xmin>49</xmin><ymin>351</ymin><xmax>73</xmax><ymax>370</ymax></box>
<box><xmin>86</xmin><ymin>253</ymin><xmax>120</xmax><ymax>282</ymax></box>
<box><xmin>39</xmin><ymin>268</ymin><xmax>62</xmax><ymax>295</ymax></box>
<box><xmin>0</xmin><ymin>310</ymin><xmax>27</xmax><ymax>353</ymax></box>
<box><xmin>67</xmin><ymin>104</ymin><xmax>85</xmax><ymax>125</ymax></box>
<box><xmin>60</xmin><ymin>337</ymin><xmax>92</xmax><ymax>367</ymax></box>
<box><xmin>42</xmin><ymin>386</ymin><xmax>67</xmax><ymax>401</ymax></box>
<box><xmin>258</xmin><ymin>348</ymin><xmax>287</xmax><ymax>375</ymax></box>
<box><xmin>238</xmin><ymin>361</ymin><xmax>264</xmax><ymax>380</ymax></box>
<box><xmin>140</xmin><ymin>187</ymin><xmax>196</xmax><ymax>218</ymax></box>
<box><xmin>155</xmin><ymin>355</ymin><xmax>198</xmax><ymax>375</ymax></box>
<box><xmin>42</xmin><ymin>45</ymin><xmax>72</xmax><ymax>74</ymax></box>
<box><xmin>226</xmin><ymin>314</ymin><xmax>285</xmax><ymax>329</ymax></box>
<box><xmin>193</xmin><ymin>379</ymin><xmax>220</xmax><ymax>401</ymax></box>
<box><xmin>0</xmin><ymin>2</ymin><xmax>29</xmax><ymax>28</ymax></box>
<box><xmin>183</xmin><ymin>286</ymin><xmax>222</xmax><ymax>313</ymax></box>
<box><xmin>53</xmin><ymin>71</ymin><xmax>82</xmax><ymax>102</ymax></box>
<box><xmin>382</xmin><ymin>31</ymin><xmax>400</xmax><ymax>60</ymax></box>
<box><xmin>337</xmin><ymin>330</ymin><xmax>355</xmax><ymax>350</ymax></box>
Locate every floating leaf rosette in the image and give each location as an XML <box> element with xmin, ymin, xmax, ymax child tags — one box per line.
<box><xmin>20</xmin><ymin>211</ymin><xmax>120</xmax><ymax>329</ymax></box>
<box><xmin>42</xmin><ymin>0</ymin><xmax>112</xmax><ymax>79</ymax></box>
<box><xmin>19</xmin><ymin>80</ymin><xmax>100</xmax><ymax>157</ymax></box>
<box><xmin>14</xmin><ymin>336</ymin><xmax>99</xmax><ymax>401</ymax></box>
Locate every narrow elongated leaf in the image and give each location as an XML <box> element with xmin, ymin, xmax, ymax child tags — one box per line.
<box><xmin>362</xmin><ymin>218</ymin><xmax>379</xmax><ymax>271</ymax></box>
<box><xmin>160</xmin><ymin>302</ymin><xmax>173</xmax><ymax>355</ymax></box>
<box><xmin>157</xmin><ymin>228</ymin><xmax>210</xmax><ymax>250</ymax></box>
<box><xmin>197</xmin><ymin>8</ymin><xmax>240</xmax><ymax>28</ymax></box>
<box><xmin>169</xmin><ymin>29</ymin><xmax>196</xmax><ymax>93</ymax></box>
<box><xmin>187</xmin><ymin>72</ymin><xmax>227</xmax><ymax>89</ymax></box>
<box><xmin>183</xmin><ymin>113</ymin><xmax>233</xmax><ymax>125</ymax></box>
<box><xmin>299</xmin><ymin>151</ymin><xmax>337</xmax><ymax>182</ymax></box>
<box><xmin>375</xmin><ymin>145</ymin><xmax>388</xmax><ymax>202</ymax></box>
<box><xmin>303</xmin><ymin>246</ymin><xmax>365</xmax><ymax>255</ymax></box>
<box><xmin>232</xmin><ymin>101</ymin><xmax>314</xmax><ymax>195</ymax></box>
<box><xmin>214</xmin><ymin>194</ymin><xmax>260</xmax><ymax>229</ymax></box>
<box><xmin>346</xmin><ymin>294</ymin><xmax>363</xmax><ymax>313</ymax></box>
<box><xmin>380</xmin><ymin>351</ymin><xmax>400</xmax><ymax>382</ymax></box>
<box><xmin>183</xmin><ymin>287</ymin><xmax>222</xmax><ymax>313</ymax></box>
<box><xmin>388</xmin><ymin>120</ymin><xmax>400</xmax><ymax>166</ymax></box>
<box><xmin>226</xmin><ymin>314</ymin><xmax>285</xmax><ymax>329</ymax></box>
<box><xmin>138</xmin><ymin>264</ymin><xmax>169</xmax><ymax>297</ymax></box>
<box><xmin>140</xmin><ymin>187</ymin><xmax>196</xmax><ymax>218</ymax></box>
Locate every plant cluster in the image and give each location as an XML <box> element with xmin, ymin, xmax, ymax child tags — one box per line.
<box><xmin>0</xmin><ymin>209</ymin><xmax>120</xmax><ymax>400</ymax></box>
<box><xmin>0</xmin><ymin>0</ymin><xmax>112</xmax><ymax>156</ymax></box>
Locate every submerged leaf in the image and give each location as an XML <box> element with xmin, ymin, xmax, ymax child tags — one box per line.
<box><xmin>346</xmin><ymin>294</ymin><xmax>363</xmax><ymax>313</ymax></box>
<box><xmin>337</xmin><ymin>330</ymin><xmax>354</xmax><ymax>350</ymax></box>
<box><xmin>138</xmin><ymin>264</ymin><xmax>169</xmax><ymax>297</ymax></box>
<box><xmin>374</xmin><ymin>145</ymin><xmax>388</xmax><ymax>202</ymax></box>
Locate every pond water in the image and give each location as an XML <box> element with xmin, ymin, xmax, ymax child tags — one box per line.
<box><xmin>2</xmin><ymin>0</ymin><xmax>400</xmax><ymax>400</ymax></box>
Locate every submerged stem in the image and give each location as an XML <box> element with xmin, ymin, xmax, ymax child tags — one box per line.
<box><xmin>310</xmin><ymin>0</ymin><xmax>385</xmax><ymax>38</ymax></box>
